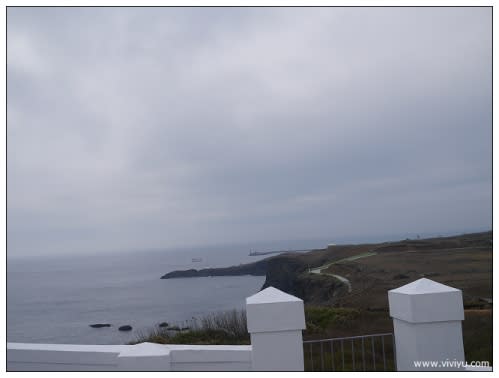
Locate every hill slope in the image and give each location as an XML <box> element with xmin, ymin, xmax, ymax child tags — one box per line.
<box><xmin>161</xmin><ymin>231</ymin><xmax>492</xmax><ymax>309</ymax></box>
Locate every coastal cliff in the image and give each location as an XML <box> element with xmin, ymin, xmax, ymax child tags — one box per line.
<box><xmin>160</xmin><ymin>251</ymin><xmax>341</xmax><ymax>304</ymax></box>
<box><xmin>260</xmin><ymin>254</ymin><xmax>345</xmax><ymax>304</ymax></box>
<box><xmin>160</xmin><ymin>231</ymin><xmax>492</xmax><ymax>307</ymax></box>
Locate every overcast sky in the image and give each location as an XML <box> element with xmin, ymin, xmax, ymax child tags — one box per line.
<box><xmin>7</xmin><ymin>7</ymin><xmax>492</xmax><ymax>257</ymax></box>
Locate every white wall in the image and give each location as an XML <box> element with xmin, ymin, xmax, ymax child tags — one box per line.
<box><xmin>169</xmin><ymin>346</ymin><xmax>252</xmax><ymax>371</ymax></box>
<box><xmin>7</xmin><ymin>342</ymin><xmax>252</xmax><ymax>371</ymax></box>
<box><xmin>7</xmin><ymin>344</ymin><xmax>123</xmax><ymax>371</ymax></box>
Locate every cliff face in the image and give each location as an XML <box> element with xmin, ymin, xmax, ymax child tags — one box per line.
<box><xmin>260</xmin><ymin>255</ymin><xmax>308</xmax><ymax>292</ymax></box>
<box><xmin>261</xmin><ymin>254</ymin><xmax>344</xmax><ymax>304</ymax></box>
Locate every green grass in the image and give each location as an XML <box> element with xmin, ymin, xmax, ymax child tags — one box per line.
<box><xmin>129</xmin><ymin>308</ymin><xmax>250</xmax><ymax>345</ymax></box>
<box><xmin>462</xmin><ymin>309</ymin><xmax>493</xmax><ymax>364</ymax></box>
<box><xmin>304</xmin><ymin>306</ymin><xmax>361</xmax><ymax>335</ymax></box>
<box><xmin>131</xmin><ymin>306</ymin><xmax>362</xmax><ymax>346</ymax></box>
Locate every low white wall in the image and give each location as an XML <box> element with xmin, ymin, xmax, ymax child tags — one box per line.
<box><xmin>7</xmin><ymin>343</ymin><xmax>123</xmax><ymax>371</ymax></box>
<box><xmin>7</xmin><ymin>286</ymin><xmax>304</xmax><ymax>372</ymax></box>
<box><xmin>169</xmin><ymin>345</ymin><xmax>252</xmax><ymax>371</ymax></box>
<box><xmin>7</xmin><ymin>342</ymin><xmax>252</xmax><ymax>371</ymax></box>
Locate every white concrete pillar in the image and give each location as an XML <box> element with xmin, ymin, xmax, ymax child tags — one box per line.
<box><xmin>388</xmin><ymin>278</ymin><xmax>465</xmax><ymax>371</ymax></box>
<box><xmin>246</xmin><ymin>287</ymin><xmax>306</xmax><ymax>371</ymax></box>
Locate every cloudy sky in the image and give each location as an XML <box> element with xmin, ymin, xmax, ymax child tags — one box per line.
<box><xmin>7</xmin><ymin>7</ymin><xmax>491</xmax><ymax>257</ymax></box>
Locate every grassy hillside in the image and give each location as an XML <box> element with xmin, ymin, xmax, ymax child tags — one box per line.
<box><xmin>257</xmin><ymin>231</ymin><xmax>492</xmax><ymax>308</ymax></box>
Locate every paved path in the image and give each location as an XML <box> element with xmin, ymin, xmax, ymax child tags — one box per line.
<box><xmin>309</xmin><ymin>268</ymin><xmax>352</xmax><ymax>293</ymax></box>
<box><xmin>308</xmin><ymin>251</ymin><xmax>378</xmax><ymax>293</ymax></box>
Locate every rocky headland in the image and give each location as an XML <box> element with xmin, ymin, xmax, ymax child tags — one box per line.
<box><xmin>160</xmin><ymin>231</ymin><xmax>492</xmax><ymax>308</ymax></box>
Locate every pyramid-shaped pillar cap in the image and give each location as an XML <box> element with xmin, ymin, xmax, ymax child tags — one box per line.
<box><xmin>246</xmin><ymin>286</ymin><xmax>303</xmax><ymax>305</ymax></box>
<box><xmin>390</xmin><ymin>278</ymin><xmax>460</xmax><ymax>295</ymax></box>
<box><xmin>246</xmin><ymin>287</ymin><xmax>306</xmax><ymax>333</ymax></box>
<box><xmin>388</xmin><ymin>278</ymin><xmax>464</xmax><ymax>323</ymax></box>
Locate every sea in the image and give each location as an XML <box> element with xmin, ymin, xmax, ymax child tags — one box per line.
<box><xmin>7</xmin><ymin>230</ymin><xmax>468</xmax><ymax>345</ymax></box>
<box><xmin>7</xmin><ymin>239</ymin><xmax>328</xmax><ymax>345</ymax></box>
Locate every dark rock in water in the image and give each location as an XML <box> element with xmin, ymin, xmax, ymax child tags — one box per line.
<box><xmin>159</xmin><ymin>322</ymin><xmax>169</xmax><ymax>328</ymax></box>
<box><xmin>166</xmin><ymin>326</ymin><xmax>180</xmax><ymax>331</ymax></box>
<box><xmin>119</xmin><ymin>325</ymin><xmax>133</xmax><ymax>331</ymax></box>
<box><xmin>181</xmin><ymin>327</ymin><xmax>190</xmax><ymax>331</ymax></box>
<box><xmin>89</xmin><ymin>324</ymin><xmax>111</xmax><ymax>328</ymax></box>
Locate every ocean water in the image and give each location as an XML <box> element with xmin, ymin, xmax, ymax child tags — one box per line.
<box><xmin>7</xmin><ymin>244</ymin><xmax>271</xmax><ymax>345</ymax></box>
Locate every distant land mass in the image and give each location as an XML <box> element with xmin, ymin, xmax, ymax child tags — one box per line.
<box><xmin>161</xmin><ymin>230</ymin><xmax>492</xmax><ymax>309</ymax></box>
<box><xmin>160</xmin><ymin>259</ymin><xmax>268</xmax><ymax>279</ymax></box>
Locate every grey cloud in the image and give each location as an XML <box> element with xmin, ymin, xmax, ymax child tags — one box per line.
<box><xmin>7</xmin><ymin>7</ymin><xmax>491</xmax><ymax>256</ymax></box>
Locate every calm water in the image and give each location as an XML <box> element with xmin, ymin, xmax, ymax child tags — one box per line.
<box><xmin>7</xmin><ymin>244</ymin><xmax>271</xmax><ymax>345</ymax></box>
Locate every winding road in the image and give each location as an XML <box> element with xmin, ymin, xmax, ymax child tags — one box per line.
<box><xmin>308</xmin><ymin>251</ymin><xmax>378</xmax><ymax>293</ymax></box>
